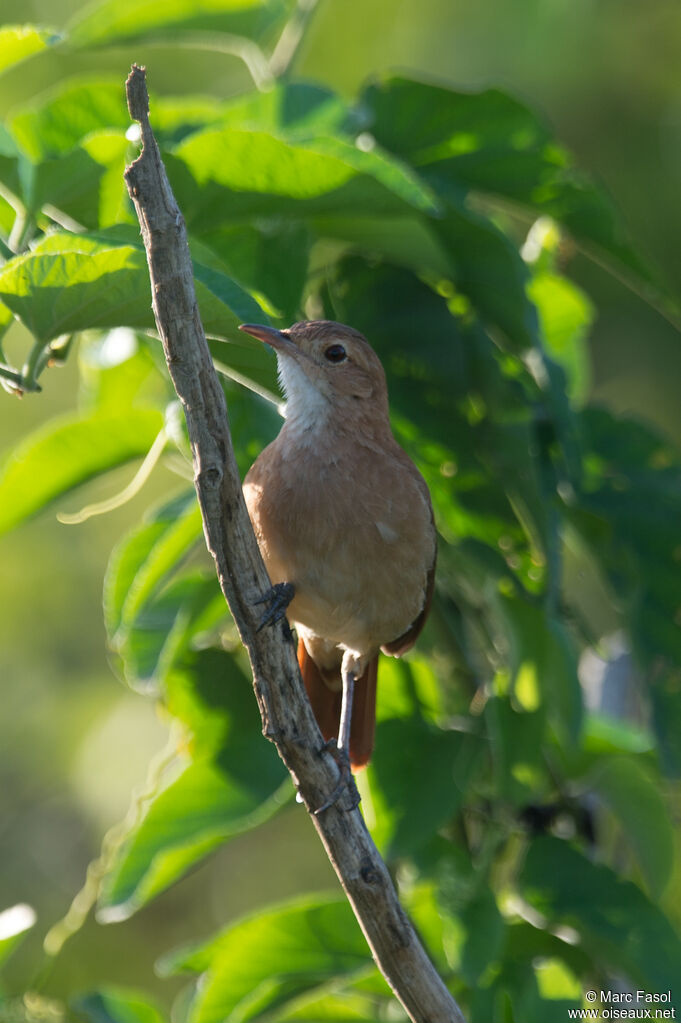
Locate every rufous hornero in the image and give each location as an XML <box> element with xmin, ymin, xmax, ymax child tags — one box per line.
<box><xmin>239</xmin><ymin>320</ymin><xmax>437</xmax><ymax>810</ymax></box>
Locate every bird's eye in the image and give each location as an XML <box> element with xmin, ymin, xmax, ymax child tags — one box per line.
<box><xmin>324</xmin><ymin>344</ymin><xmax>347</xmax><ymax>363</ymax></box>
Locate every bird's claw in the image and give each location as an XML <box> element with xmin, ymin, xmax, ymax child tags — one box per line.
<box><xmin>314</xmin><ymin>740</ymin><xmax>361</xmax><ymax>814</ymax></box>
<box><xmin>254</xmin><ymin>581</ymin><xmax>295</xmax><ymax>633</ymax></box>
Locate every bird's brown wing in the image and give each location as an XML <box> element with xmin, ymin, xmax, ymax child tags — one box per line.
<box><xmin>380</xmin><ymin>548</ymin><xmax>436</xmax><ymax>658</ymax></box>
<box><xmin>298</xmin><ymin>639</ymin><xmax>378</xmax><ymax>769</ymax></box>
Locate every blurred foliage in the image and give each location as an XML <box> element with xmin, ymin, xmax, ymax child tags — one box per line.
<box><xmin>0</xmin><ymin>2</ymin><xmax>680</xmax><ymax>1022</ymax></box>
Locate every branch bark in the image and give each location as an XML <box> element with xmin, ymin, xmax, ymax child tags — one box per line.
<box><xmin>124</xmin><ymin>64</ymin><xmax>466</xmax><ymax>1023</ymax></box>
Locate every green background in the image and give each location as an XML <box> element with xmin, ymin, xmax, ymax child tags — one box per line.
<box><xmin>0</xmin><ymin>0</ymin><xmax>680</xmax><ymax>1013</ymax></box>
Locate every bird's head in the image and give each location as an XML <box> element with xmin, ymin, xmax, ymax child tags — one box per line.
<box><xmin>239</xmin><ymin>320</ymin><xmax>389</xmax><ymax>428</ymax></box>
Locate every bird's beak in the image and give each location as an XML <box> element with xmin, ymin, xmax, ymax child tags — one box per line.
<box><xmin>239</xmin><ymin>323</ymin><xmax>293</xmax><ymax>353</ymax></box>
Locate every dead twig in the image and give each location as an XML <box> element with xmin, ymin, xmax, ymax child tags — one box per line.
<box><xmin>124</xmin><ymin>63</ymin><xmax>465</xmax><ymax>1023</ymax></box>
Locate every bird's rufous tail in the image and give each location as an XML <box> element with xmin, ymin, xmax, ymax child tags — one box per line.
<box><xmin>297</xmin><ymin>639</ymin><xmax>377</xmax><ymax>769</ymax></box>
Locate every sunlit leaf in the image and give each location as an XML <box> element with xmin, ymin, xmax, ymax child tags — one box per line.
<box><xmin>103</xmin><ymin>494</ymin><xmax>209</xmax><ymax>692</ymax></box>
<box><xmin>104</xmin><ymin>491</ymin><xmax>202</xmax><ymax>641</ymax></box>
<box><xmin>35</xmin><ymin>131</ymin><xmax>133</xmax><ymax>229</ymax></box>
<box><xmin>0</xmin><ymin>231</ymin><xmax>267</xmax><ymax>354</ymax></box>
<box><xmin>202</xmin><ymin>81</ymin><xmax>349</xmax><ymax>141</ymax></box>
<box><xmin>528</xmin><ymin>271</ymin><xmax>594</xmax><ymax>403</ymax></box>
<box><xmin>114</xmin><ymin>572</ymin><xmax>226</xmax><ymax>691</ymax></box>
<box><xmin>98</xmin><ymin>648</ymin><xmax>288</xmax><ymax>917</ymax></box>
<box><xmin>67</xmin><ymin>0</ymin><xmax>292</xmax><ymax>48</ymax></box>
<box><xmin>272</xmin><ymin>987</ymin><xmax>383</xmax><ymax>1022</ymax></box>
<box><xmin>158</xmin><ymin>896</ymin><xmax>370</xmax><ymax>1023</ymax></box>
<box><xmin>99</xmin><ymin>756</ymin><xmax>288</xmax><ymax>921</ymax></box>
<box><xmin>0</xmin><ymin>236</ymin><xmax>155</xmax><ymax>340</ymax></box>
<box><xmin>0</xmin><ymin>25</ymin><xmax>54</xmax><ymax>75</ymax></box>
<box><xmin>10</xmin><ymin>80</ymin><xmax>131</xmax><ymax>161</ymax></box>
<box><xmin>170</xmin><ymin>128</ymin><xmax>438</xmax><ymax>229</ymax></box>
<box><xmin>0</xmin><ymin>408</ymin><xmax>163</xmax><ymax>535</ymax></box>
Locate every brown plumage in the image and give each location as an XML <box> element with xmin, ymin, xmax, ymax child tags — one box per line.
<box><xmin>241</xmin><ymin>320</ymin><xmax>437</xmax><ymax>769</ymax></box>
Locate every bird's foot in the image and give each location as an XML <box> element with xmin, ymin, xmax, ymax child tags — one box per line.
<box><xmin>314</xmin><ymin>739</ymin><xmax>361</xmax><ymax>815</ymax></box>
<box><xmin>254</xmin><ymin>581</ymin><xmax>295</xmax><ymax>633</ymax></box>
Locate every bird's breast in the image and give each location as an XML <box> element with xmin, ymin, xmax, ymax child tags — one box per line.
<box><xmin>243</xmin><ymin>428</ymin><xmax>435</xmax><ymax>653</ymax></box>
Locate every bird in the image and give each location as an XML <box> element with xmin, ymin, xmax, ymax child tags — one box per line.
<box><xmin>239</xmin><ymin>319</ymin><xmax>437</xmax><ymax>806</ymax></box>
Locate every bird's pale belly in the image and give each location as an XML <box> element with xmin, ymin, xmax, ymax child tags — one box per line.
<box><xmin>287</xmin><ymin>545</ymin><xmax>425</xmax><ymax>653</ymax></box>
<box><xmin>250</xmin><ymin>490</ymin><xmax>429</xmax><ymax>655</ymax></box>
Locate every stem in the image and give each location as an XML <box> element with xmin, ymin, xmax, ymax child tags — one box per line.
<box><xmin>0</xmin><ymin>363</ymin><xmax>29</xmax><ymax>393</ymax></box>
<box><xmin>21</xmin><ymin>339</ymin><xmax>51</xmax><ymax>392</ymax></box>
<box><xmin>57</xmin><ymin>427</ymin><xmax>167</xmax><ymax>524</ymax></box>
<box><xmin>123</xmin><ymin>64</ymin><xmax>465</xmax><ymax>1023</ymax></box>
<box><xmin>269</xmin><ymin>0</ymin><xmax>321</xmax><ymax>78</ymax></box>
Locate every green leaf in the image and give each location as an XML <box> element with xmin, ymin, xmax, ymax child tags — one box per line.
<box><xmin>649</xmin><ymin>668</ymin><xmax>681</xmax><ymax>779</ymax></box>
<box><xmin>0</xmin><ymin>122</ymin><xmax>22</xmax><ymax>204</ymax></box>
<box><xmin>500</xmin><ymin>920</ymin><xmax>591</xmax><ymax>984</ymax></box>
<box><xmin>312</xmin><ymin>213</ymin><xmax>451</xmax><ymax>278</ymax></box>
<box><xmin>484</xmin><ymin>697</ymin><xmax>549</xmax><ymax>806</ymax></box>
<box><xmin>0</xmin><ymin>25</ymin><xmax>54</xmax><ymax>75</ymax></box>
<box><xmin>528</xmin><ymin>272</ymin><xmax>594</xmax><ymax>403</ymax></box>
<box><xmin>170</xmin><ymin>129</ymin><xmax>438</xmax><ymax>230</ymax></box>
<box><xmin>113</xmin><ymin>572</ymin><xmax>225</xmax><ymax>691</ymax></box>
<box><xmin>217</xmin><ymin>375</ymin><xmax>280</xmax><ymax>477</ymax></box>
<box><xmin>373</xmin><ymin>656</ymin><xmax>443</xmax><ymax>725</ymax></box>
<box><xmin>158</xmin><ymin>896</ymin><xmax>370</xmax><ymax>1023</ymax></box>
<box><xmin>200</xmin><ymin>221</ymin><xmax>310</xmax><ymax>321</ymax></box>
<box><xmin>0</xmin><ymin>230</ymin><xmax>267</xmax><ymax>352</ymax></box>
<box><xmin>72</xmin><ymin>988</ymin><xmax>166</xmax><ymax>1023</ymax></box>
<box><xmin>588</xmin><ymin>755</ymin><xmax>674</xmax><ymax>898</ymax></box>
<box><xmin>368</xmin><ymin>716</ymin><xmax>482</xmax><ymax>858</ymax></box>
<box><xmin>573</xmin><ymin>409</ymin><xmax>681</xmax><ymax>664</ymax></box>
<box><xmin>520</xmin><ymin>835</ymin><xmax>681</xmax><ymax>994</ymax></box>
<box><xmin>103</xmin><ymin>492</ymin><xmax>212</xmax><ymax>690</ymax></box>
<box><xmin>319</xmin><ymin>255</ymin><xmax>551</xmax><ymax>567</ymax></box>
<box><xmin>0</xmin><ymin>903</ymin><xmax>36</xmax><ymax>970</ymax></box>
<box><xmin>457</xmin><ymin>885</ymin><xmax>506</xmax><ymax>985</ymax></box>
<box><xmin>570</xmin><ymin>409</ymin><xmax>681</xmax><ymax>775</ymax></box>
<box><xmin>78</xmin><ymin>333</ymin><xmax>168</xmax><ymax>414</ymax></box>
<box><xmin>534</xmin><ymin>959</ymin><xmax>582</xmax><ymax>1005</ymax></box>
<box><xmin>582</xmin><ymin>712</ymin><xmax>654</xmax><ymax>757</ymax></box>
<box><xmin>431</xmin><ymin>202</ymin><xmax>539</xmax><ymax>352</ymax></box>
<box><xmin>10</xmin><ymin>80</ymin><xmax>132</xmax><ymax>161</ymax></box>
<box><xmin>0</xmin><ymin>408</ymin><xmax>163</xmax><ymax>535</ymax></box>
<box><xmin>104</xmin><ymin>492</ymin><xmax>203</xmax><ymax>641</ymax></box>
<box><xmin>476</xmin><ymin>957</ymin><xmax>582</xmax><ymax>1023</ymax></box>
<box><xmin>67</xmin><ymin>0</ymin><xmax>292</xmax><ymax>48</ymax></box>
<box><xmin>0</xmin><ymin>235</ymin><xmax>155</xmax><ymax>341</ymax></box>
<box><xmin>99</xmin><ymin>648</ymin><xmax>288</xmax><ymax>917</ymax></box>
<box><xmin>363</xmin><ymin>74</ymin><xmax>655</xmax><ymax>289</ymax></box>
<box><xmin>495</xmin><ymin>594</ymin><xmax>583</xmax><ymax>746</ymax></box>
<box><xmin>271</xmin><ymin>987</ymin><xmax>383</xmax><ymax>1022</ymax></box>
<box><xmin>99</xmin><ymin>757</ymin><xmax>288</xmax><ymax>921</ymax></box>
<box><xmin>192</xmin><ymin>81</ymin><xmax>349</xmax><ymax>142</ymax></box>
<box><xmin>363</xmin><ymin>76</ymin><xmax>555</xmax><ymax>166</ymax></box>
<box><xmin>35</xmin><ymin>131</ymin><xmax>133</xmax><ymax>230</ymax></box>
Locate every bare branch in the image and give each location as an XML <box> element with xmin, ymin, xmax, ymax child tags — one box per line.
<box><xmin>124</xmin><ymin>64</ymin><xmax>466</xmax><ymax>1023</ymax></box>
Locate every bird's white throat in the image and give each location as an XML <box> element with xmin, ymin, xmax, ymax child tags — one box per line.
<box><xmin>277</xmin><ymin>354</ymin><xmax>329</xmax><ymax>435</ymax></box>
